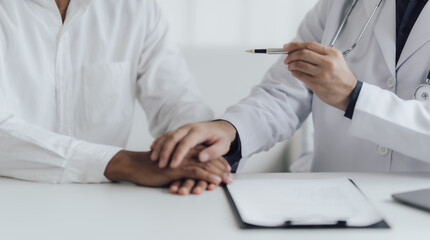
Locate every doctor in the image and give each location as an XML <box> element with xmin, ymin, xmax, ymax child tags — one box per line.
<box><xmin>151</xmin><ymin>0</ymin><xmax>430</xmax><ymax>186</ymax></box>
<box><xmin>0</xmin><ymin>0</ymin><xmax>233</xmax><ymax>193</ymax></box>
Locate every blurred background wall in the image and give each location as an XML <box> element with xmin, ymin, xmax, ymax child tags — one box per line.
<box><xmin>126</xmin><ymin>0</ymin><xmax>318</xmax><ymax>173</ymax></box>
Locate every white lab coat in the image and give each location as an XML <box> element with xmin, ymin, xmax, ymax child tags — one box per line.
<box><xmin>220</xmin><ymin>0</ymin><xmax>430</xmax><ymax>172</ymax></box>
<box><xmin>0</xmin><ymin>0</ymin><xmax>213</xmax><ymax>183</ymax></box>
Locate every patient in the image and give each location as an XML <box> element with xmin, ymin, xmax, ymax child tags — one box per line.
<box><xmin>0</xmin><ymin>0</ymin><xmax>232</xmax><ymax>194</ymax></box>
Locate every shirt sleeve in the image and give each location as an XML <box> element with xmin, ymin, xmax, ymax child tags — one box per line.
<box><xmin>349</xmin><ymin>82</ymin><xmax>430</xmax><ymax>163</ymax></box>
<box><xmin>218</xmin><ymin>0</ymin><xmax>333</xmax><ymax>166</ymax></box>
<box><xmin>0</xmin><ymin>107</ymin><xmax>122</xmax><ymax>184</ymax></box>
<box><xmin>222</xmin><ymin>126</ymin><xmax>242</xmax><ymax>173</ymax></box>
<box><xmin>135</xmin><ymin>0</ymin><xmax>214</xmax><ymax>138</ymax></box>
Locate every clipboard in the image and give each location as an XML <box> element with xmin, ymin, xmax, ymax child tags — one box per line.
<box><xmin>224</xmin><ymin>178</ymin><xmax>389</xmax><ymax>229</ymax></box>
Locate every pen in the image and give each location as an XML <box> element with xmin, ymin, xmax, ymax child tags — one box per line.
<box><xmin>246</xmin><ymin>48</ymin><xmax>288</xmax><ymax>54</ymax></box>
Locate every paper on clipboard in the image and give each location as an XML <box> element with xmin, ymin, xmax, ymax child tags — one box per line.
<box><xmin>226</xmin><ymin>178</ymin><xmax>385</xmax><ymax>227</ymax></box>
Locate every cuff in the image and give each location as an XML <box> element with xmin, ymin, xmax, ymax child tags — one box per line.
<box><xmin>223</xmin><ymin>130</ymin><xmax>242</xmax><ymax>173</ymax></box>
<box><xmin>213</xmin><ymin>119</ymin><xmax>242</xmax><ymax>173</ymax></box>
<box><xmin>344</xmin><ymin>80</ymin><xmax>363</xmax><ymax>119</ymax></box>
<box><xmin>61</xmin><ymin>141</ymin><xmax>122</xmax><ymax>183</ymax></box>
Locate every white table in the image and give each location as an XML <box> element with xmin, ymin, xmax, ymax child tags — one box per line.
<box><xmin>1</xmin><ymin>172</ymin><xmax>430</xmax><ymax>240</ymax></box>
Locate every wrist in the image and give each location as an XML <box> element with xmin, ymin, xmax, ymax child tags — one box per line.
<box><xmin>344</xmin><ymin>80</ymin><xmax>363</xmax><ymax>119</ymax></box>
<box><xmin>338</xmin><ymin>79</ymin><xmax>358</xmax><ymax>111</ymax></box>
<box><xmin>104</xmin><ymin>150</ymin><xmax>131</xmax><ymax>182</ymax></box>
<box><xmin>104</xmin><ymin>150</ymin><xmax>150</xmax><ymax>182</ymax></box>
<box><xmin>215</xmin><ymin>120</ymin><xmax>237</xmax><ymax>143</ymax></box>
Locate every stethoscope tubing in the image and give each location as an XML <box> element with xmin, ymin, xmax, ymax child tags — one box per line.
<box><xmin>330</xmin><ymin>0</ymin><xmax>383</xmax><ymax>56</ymax></box>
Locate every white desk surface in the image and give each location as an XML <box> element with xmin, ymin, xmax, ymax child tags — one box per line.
<box><xmin>1</xmin><ymin>172</ymin><xmax>430</xmax><ymax>240</ymax></box>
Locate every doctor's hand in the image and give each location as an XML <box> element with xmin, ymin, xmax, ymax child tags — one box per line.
<box><xmin>284</xmin><ymin>42</ymin><xmax>358</xmax><ymax>111</ymax></box>
<box><xmin>150</xmin><ymin>121</ymin><xmax>237</xmax><ymax>168</ymax></box>
<box><xmin>104</xmin><ymin>146</ymin><xmax>232</xmax><ymax>189</ymax></box>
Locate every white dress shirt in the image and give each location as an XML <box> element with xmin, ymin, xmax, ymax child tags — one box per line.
<box><xmin>0</xmin><ymin>0</ymin><xmax>213</xmax><ymax>183</ymax></box>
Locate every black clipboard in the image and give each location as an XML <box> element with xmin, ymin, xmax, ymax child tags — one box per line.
<box><xmin>223</xmin><ymin>179</ymin><xmax>390</xmax><ymax>229</ymax></box>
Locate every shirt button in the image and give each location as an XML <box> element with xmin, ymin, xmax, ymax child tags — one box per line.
<box><xmin>377</xmin><ymin>146</ymin><xmax>389</xmax><ymax>156</ymax></box>
<box><xmin>386</xmin><ymin>77</ymin><xmax>395</xmax><ymax>89</ymax></box>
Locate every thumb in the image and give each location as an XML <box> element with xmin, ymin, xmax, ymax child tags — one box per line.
<box><xmin>198</xmin><ymin>140</ymin><xmax>230</xmax><ymax>162</ymax></box>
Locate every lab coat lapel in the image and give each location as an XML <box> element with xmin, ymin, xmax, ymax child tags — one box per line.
<box><xmin>396</xmin><ymin>2</ymin><xmax>430</xmax><ymax>69</ymax></box>
<box><xmin>364</xmin><ymin>0</ymin><xmax>396</xmax><ymax>76</ymax></box>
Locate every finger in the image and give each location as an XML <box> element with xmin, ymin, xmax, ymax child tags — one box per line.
<box><xmin>150</xmin><ymin>137</ymin><xmax>159</xmax><ymax>151</ymax></box>
<box><xmin>198</xmin><ymin>140</ymin><xmax>231</xmax><ymax>162</ymax></box>
<box><xmin>158</xmin><ymin>129</ymin><xmax>190</xmax><ymax>168</ymax></box>
<box><xmin>178</xmin><ymin>179</ymin><xmax>195</xmax><ymax>196</ymax></box>
<box><xmin>207</xmin><ymin>183</ymin><xmax>217</xmax><ymax>190</ymax></box>
<box><xmin>224</xmin><ymin>159</ymin><xmax>232</xmax><ymax>172</ymax></box>
<box><xmin>151</xmin><ymin>125</ymin><xmax>191</xmax><ymax>163</ymax></box>
<box><xmin>210</xmin><ymin>155</ymin><xmax>232</xmax><ymax>172</ymax></box>
<box><xmin>151</xmin><ymin>135</ymin><xmax>173</xmax><ymax>163</ymax></box>
<box><xmin>199</xmin><ymin>159</ymin><xmax>233</xmax><ymax>184</ymax></box>
<box><xmin>212</xmin><ymin>156</ymin><xmax>231</xmax><ymax>172</ymax></box>
<box><xmin>284</xmin><ymin>41</ymin><xmax>329</xmax><ymax>55</ymax></box>
<box><xmin>169</xmin><ymin>180</ymin><xmax>182</xmax><ymax>194</ymax></box>
<box><xmin>287</xmin><ymin>60</ymin><xmax>320</xmax><ymax>77</ymax></box>
<box><xmin>183</xmin><ymin>168</ymin><xmax>222</xmax><ymax>185</ymax></box>
<box><xmin>211</xmin><ymin>158</ymin><xmax>233</xmax><ymax>183</ymax></box>
<box><xmin>284</xmin><ymin>49</ymin><xmax>325</xmax><ymax>66</ymax></box>
<box><xmin>291</xmin><ymin>70</ymin><xmax>314</xmax><ymax>85</ymax></box>
<box><xmin>191</xmin><ymin>180</ymin><xmax>208</xmax><ymax>195</ymax></box>
<box><xmin>150</xmin><ymin>136</ymin><xmax>164</xmax><ymax>161</ymax></box>
<box><xmin>156</xmin><ymin>137</ymin><xmax>170</xmax><ymax>168</ymax></box>
<box><xmin>158</xmin><ymin>128</ymin><xmax>188</xmax><ymax>168</ymax></box>
<box><xmin>170</xmin><ymin>130</ymin><xmax>212</xmax><ymax>168</ymax></box>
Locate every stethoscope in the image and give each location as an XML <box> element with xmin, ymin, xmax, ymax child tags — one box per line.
<box><xmin>329</xmin><ymin>0</ymin><xmax>430</xmax><ymax>102</ymax></box>
<box><xmin>328</xmin><ymin>0</ymin><xmax>382</xmax><ymax>55</ymax></box>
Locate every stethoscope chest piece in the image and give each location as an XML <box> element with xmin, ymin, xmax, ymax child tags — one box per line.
<box><xmin>414</xmin><ymin>79</ymin><xmax>430</xmax><ymax>102</ymax></box>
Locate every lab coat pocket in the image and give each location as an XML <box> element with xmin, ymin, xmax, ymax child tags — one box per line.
<box><xmin>82</xmin><ymin>62</ymin><xmax>134</xmax><ymax>125</ymax></box>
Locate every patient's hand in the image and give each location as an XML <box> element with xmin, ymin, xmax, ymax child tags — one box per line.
<box><xmin>168</xmin><ymin>147</ymin><xmax>232</xmax><ymax>195</ymax></box>
<box><xmin>168</xmin><ymin>146</ymin><xmax>232</xmax><ymax>195</ymax></box>
<box><xmin>104</xmin><ymin>146</ymin><xmax>232</xmax><ymax>189</ymax></box>
<box><xmin>169</xmin><ymin>178</ymin><xmax>219</xmax><ymax>195</ymax></box>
